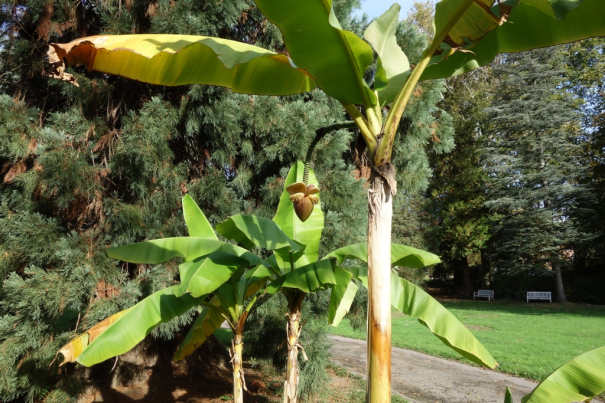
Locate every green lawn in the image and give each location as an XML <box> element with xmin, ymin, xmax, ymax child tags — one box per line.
<box><xmin>329</xmin><ymin>300</ymin><xmax>605</xmax><ymax>381</ymax></box>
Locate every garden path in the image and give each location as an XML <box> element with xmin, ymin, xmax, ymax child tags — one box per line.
<box><xmin>328</xmin><ymin>335</ymin><xmax>565</xmax><ymax>403</ymax></box>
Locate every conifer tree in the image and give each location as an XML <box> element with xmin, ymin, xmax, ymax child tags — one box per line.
<box><xmin>481</xmin><ymin>47</ymin><xmax>589</xmax><ymax>303</ymax></box>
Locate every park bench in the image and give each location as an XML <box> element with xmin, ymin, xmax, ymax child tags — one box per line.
<box><xmin>526</xmin><ymin>292</ymin><xmax>552</xmax><ymax>303</ymax></box>
<box><xmin>473</xmin><ymin>290</ymin><xmax>494</xmax><ymax>301</ymax></box>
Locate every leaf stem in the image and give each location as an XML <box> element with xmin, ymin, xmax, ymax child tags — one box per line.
<box><xmin>377</xmin><ymin>0</ymin><xmax>476</xmax><ymax>166</ymax></box>
<box><xmin>341</xmin><ymin>102</ymin><xmax>378</xmax><ymax>155</ymax></box>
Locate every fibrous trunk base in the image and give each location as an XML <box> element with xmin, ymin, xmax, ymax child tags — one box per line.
<box><xmin>284</xmin><ymin>292</ymin><xmax>306</xmax><ymax>403</ymax></box>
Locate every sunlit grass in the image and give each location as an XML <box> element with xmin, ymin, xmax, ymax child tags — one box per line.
<box><xmin>329</xmin><ymin>300</ymin><xmax>605</xmax><ymax>381</ymax></box>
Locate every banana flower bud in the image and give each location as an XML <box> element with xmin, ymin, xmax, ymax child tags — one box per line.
<box><xmin>286</xmin><ymin>182</ymin><xmax>320</xmax><ymax>222</ymax></box>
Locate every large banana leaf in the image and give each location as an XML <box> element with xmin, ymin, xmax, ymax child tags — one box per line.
<box><xmin>176</xmin><ymin>252</ymin><xmax>252</xmax><ymax>298</ymax></box>
<box><xmin>364</xmin><ymin>4</ymin><xmax>410</xmax><ymax>106</ymax></box>
<box><xmin>328</xmin><ymin>267</ymin><xmax>496</xmax><ymax>368</ymax></box>
<box><xmin>183</xmin><ymin>195</ymin><xmax>217</xmax><ymax>240</ymax></box>
<box><xmin>59</xmin><ymin>286</ymin><xmax>203</xmax><ymax>366</ymax></box>
<box><xmin>266</xmin><ymin>259</ymin><xmax>337</xmax><ymax>293</ymax></box>
<box><xmin>324</xmin><ymin>242</ymin><xmax>441</xmax><ymax>268</ymax></box>
<box><xmin>504</xmin><ymin>387</ymin><xmax>514</xmax><ymax>403</ymax></box>
<box><xmin>422</xmin><ymin>0</ymin><xmax>605</xmax><ymax>81</ymax></box>
<box><xmin>273</xmin><ymin>162</ymin><xmax>324</xmax><ymax>268</ymax></box>
<box><xmin>254</xmin><ymin>0</ymin><xmax>376</xmax><ymax>106</ymax></box>
<box><xmin>327</xmin><ymin>266</ymin><xmax>357</xmax><ymax>325</ymax></box>
<box><xmin>215</xmin><ymin>214</ymin><xmax>305</xmax><ymax>259</ymax></box>
<box><xmin>107</xmin><ymin>237</ymin><xmax>263</xmax><ymax>266</ymax></box>
<box><xmin>174</xmin><ymin>297</ymin><xmax>225</xmax><ymax>362</ymax></box>
<box><xmin>521</xmin><ymin>346</ymin><xmax>605</xmax><ymax>403</ymax></box>
<box><xmin>391</xmin><ymin>273</ymin><xmax>497</xmax><ymax>368</ymax></box>
<box><xmin>48</xmin><ymin>35</ymin><xmax>315</xmax><ymax>95</ymax></box>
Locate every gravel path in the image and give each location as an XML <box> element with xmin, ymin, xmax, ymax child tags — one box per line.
<box><xmin>329</xmin><ymin>335</ymin><xmax>538</xmax><ymax>403</ymax></box>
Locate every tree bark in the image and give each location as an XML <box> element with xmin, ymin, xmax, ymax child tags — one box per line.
<box><xmin>553</xmin><ymin>264</ymin><xmax>567</xmax><ymax>303</ymax></box>
<box><xmin>366</xmin><ymin>166</ymin><xmax>395</xmax><ymax>403</ymax></box>
<box><xmin>230</xmin><ymin>330</ymin><xmax>245</xmax><ymax>403</ymax></box>
<box><xmin>461</xmin><ymin>256</ymin><xmax>473</xmax><ymax>299</ymax></box>
<box><xmin>284</xmin><ymin>292</ymin><xmax>305</xmax><ymax>403</ymax></box>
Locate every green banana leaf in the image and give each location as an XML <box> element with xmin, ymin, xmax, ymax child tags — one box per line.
<box><xmin>176</xmin><ymin>252</ymin><xmax>252</xmax><ymax>298</ymax></box>
<box><xmin>422</xmin><ymin>0</ymin><xmax>605</xmax><ymax>81</ymax></box>
<box><xmin>215</xmin><ymin>214</ymin><xmax>305</xmax><ymax>260</ymax></box>
<box><xmin>266</xmin><ymin>259</ymin><xmax>337</xmax><ymax>293</ymax></box>
<box><xmin>174</xmin><ymin>296</ymin><xmax>225</xmax><ymax>362</ymax></box>
<box><xmin>254</xmin><ymin>0</ymin><xmax>375</xmax><ymax>107</ymax></box>
<box><xmin>328</xmin><ymin>266</ymin><xmax>497</xmax><ymax>368</ymax></box>
<box><xmin>183</xmin><ymin>195</ymin><xmax>217</xmax><ymax>240</ymax></box>
<box><xmin>521</xmin><ymin>346</ymin><xmax>605</xmax><ymax>403</ymax></box>
<box><xmin>59</xmin><ymin>286</ymin><xmax>203</xmax><ymax>366</ymax></box>
<box><xmin>273</xmin><ymin>162</ymin><xmax>324</xmax><ymax>268</ymax></box>
<box><xmin>327</xmin><ymin>266</ymin><xmax>357</xmax><ymax>326</ymax></box>
<box><xmin>364</xmin><ymin>3</ymin><xmax>410</xmax><ymax>106</ymax></box>
<box><xmin>548</xmin><ymin>0</ymin><xmax>584</xmax><ymax>21</ymax></box>
<box><xmin>504</xmin><ymin>387</ymin><xmax>514</xmax><ymax>403</ymax></box>
<box><xmin>107</xmin><ymin>237</ymin><xmax>263</xmax><ymax>266</ymax></box>
<box><xmin>48</xmin><ymin>35</ymin><xmax>315</xmax><ymax>95</ymax></box>
<box><xmin>324</xmin><ymin>242</ymin><xmax>441</xmax><ymax>268</ymax></box>
<box><xmin>391</xmin><ymin>273</ymin><xmax>497</xmax><ymax>368</ymax></box>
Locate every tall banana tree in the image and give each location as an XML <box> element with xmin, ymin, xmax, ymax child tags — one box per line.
<box><xmin>48</xmin><ymin>1</ymin><xmax>605</xmax><ymax>401</ymax></box>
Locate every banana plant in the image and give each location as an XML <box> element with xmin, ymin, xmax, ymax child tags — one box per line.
<box><xmin>57</xmin><ymin>195</ymin><xmax>273</xmax><ymax>403</ymax></box>
<box><xmin>503</xmin><ymin>346</ymin><xmax>605</xmax><ymax>403</ymax></box>
<box><xmin>48</xmin><ymin>1</ymin><xmax>605</xmax><ymax>400</ymax></box>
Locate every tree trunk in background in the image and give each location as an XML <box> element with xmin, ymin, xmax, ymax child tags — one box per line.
<box><xmin>366</xmin><ymin>166</ymin><xmax>395</xmax><ymax>403</ymax></box>
<box><xmin>284</xmin><ymin>292</ymin><xmax>305</xmax><ymax>403</ymax></box>
<box><xmin>461</xmin><ymin>256</ymin><xmax>474</xmax><ymax>298</ymax></box>
<box><xmin>553</xmin><ymin>265</ymin><xmax>567</xmax><ymax>303</ymax></box>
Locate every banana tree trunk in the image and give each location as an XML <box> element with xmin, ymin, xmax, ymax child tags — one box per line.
<box><xmin>366</xmin><ymin>166</ymin><xmax>395</xmax><ymax>403</ymax></box>
<box><xmin>230</xmin><ymin>316</ymin><xmax>248</xmax><ymax>403</ymax></box>
<box><xmin>284</xmin><ymin>291</ymin><xmax>305</xmax><ymax>403</ymax></box>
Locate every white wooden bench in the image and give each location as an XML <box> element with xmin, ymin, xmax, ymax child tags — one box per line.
<box><xmin>527</xmin><ymin>292</ymin><xmax>551</xmax><ymax>303</ymax></box>
<box><xmin>473</xmin><ymin>290</ymin><xmax>494</xmax><ymax>301</ymax></box>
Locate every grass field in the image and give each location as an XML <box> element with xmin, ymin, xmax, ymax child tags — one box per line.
<box><xmin>329</xmin><ymin>300</ymin><xmax>605</xmax><ymax>381</ymax></box>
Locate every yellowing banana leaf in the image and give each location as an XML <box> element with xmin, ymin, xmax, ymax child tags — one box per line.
<box><xmin>521</xmin><ymin>346</ymin><xmax>605</xmax><ymax>403</ymax></box>
<box><xmin>107</xmin><ymin>237</ymin><xmax>263</xmax><ymax>266</ymax></box>
<box><xmin>254</xmin><ymin>0</ymin><xmax>376</xmax><ymax>106</ymax></box>
<box><xmin>58</xmin><ymin>308</ymin><xmax>131</xmax><ymax>365</ymax></box>
<box><xmin>59</xmin><ymin>286</ymin><xmax>203</xmax><ymax>366</ymax></box>
<box><xmin>182</xmin><ymin>195</ymin><xmax>217</xmax><ymax>240</ymax></box>
<box><xmin>273</xmin><ymin>162</ymin><xmax>324</xmax><ymax>268</ymax></box>
<box><xmin>176</xmin><ymin>252</ymin><xmax>252</xmax><ymax>298</ymax></box>
<box><xmin>266</xmin><ymin>259</ymin><xmax>337</xmax><ymax>293</ymax></box>
<box><xmin>174</xmin><ymin>297</ymin><xmax>224</xmax><ymax>362</ymax></box>
<box><xmin>364</xmin><ymin>3</ymin><xmax>411</xmax><ymax>106</ymax></box>
<box><xmin>324</xmin><ymin>242</ymin><xmax>441</xmax><ymax>268</ymax></box>
<box><xmin>48</xmin><ymin>35</ymin><xmax>315</xmax><ymax>95</ymax></box>
<box><xmin>215</xmin><ymin>214</ymin><xmax>305</xmax><ymax>261</ymax></box>
<box><xmin>327</xmin><ymin>266</ymin><xmax>357</xmax><ymax>326</ymax></box>
<box><xmin>391</xmin><ymin>273</ymin><xmax>497</xmax><ymax>368</ymax></box>
<box><xmin>422</xmin><ymin>0</ymin><xmax>605</xmax><ymax>81</ymax></box>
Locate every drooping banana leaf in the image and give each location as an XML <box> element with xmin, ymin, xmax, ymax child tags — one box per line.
<box><xmin>254</xmin><ymin>0</ymin><xmax>376</xmax><ymax>107</ymax></box>
<box><xmin>521</xmin><ymin>346</ymin><xmax>605</xmax><ymax>403</ymax></box>
<box><xmin>364</xmin><ymin>3</ymin><xmax>411</xmax><ymax>106</ymax></box>
<box><xmin>327</xmin><ymin>266</ymin><xmax>357</xmax><ymax>326</ymax></box>
<box><xmin>182</xmin><ymin>194</ymin><xmax>217</xmax><ymax>240</ymax></box>
<box><xmin>328</xmin><ymin>267</ymin><xmax>496</xmax><ymax>368</ymax></box>
<box><xmin>59</xmin><ymin>286</ymin><xmax>203</xmax><ymax>366</ymax></box>
<box><xmin>266</xmin><ymin>259</ymin><xmax>337</xmax><ymax>293</ymax></box>
<box><xmin>48</xmin><ymin>35</ymin><xmax>315</xmax><ymax>95</ymax></box>
<box><xmin>391</xmin><ymin>273</ymin><xmax>497</xmax><ymax>368</ymax></box>
<box><xmin>107</xmin><ymin>237</ymin><xmax>263</xmax><ymax>266</ymax></box>
<box><xmin>273</xmin><ymin>162</ymin><xmax>324</xmax><ymax>268</ymax></box>
<box><xmin>215</xmin><ymin>214</ymin><xmax>305</xmax><ymax>262</ymax></box>
<box><xmin>422</xmin><ymin>0</ymin><xmax>605</xmax><ymax>81</ymax></box>
<box><xmin>176</xmin><ymin>251</ymin><xmax>252</xmax><ymax>298</ymax></box>
<box><xmin>174</xmin><ymin>297</ymin><xmax>225</xmax><ymax>362</ymax></box>
<box><xmin>324</xmin><ymin>242</ymin><xmax>441</xmax><ymax>268</ymax></box>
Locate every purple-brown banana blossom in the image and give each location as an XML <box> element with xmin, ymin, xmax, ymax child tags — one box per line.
<box><xmin>287</xmin><ymin>182</ymin><xmax>319</xmax><ymax>222</ymax></box>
